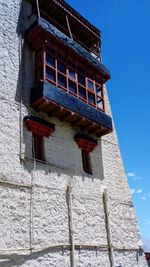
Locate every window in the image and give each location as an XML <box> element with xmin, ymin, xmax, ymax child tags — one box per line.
<box><xmin>74</xmin><ymin>133</ymin><xmax>97</xmax><ymax>175</ymax></box>
<box><xmin>32</xmin><ymin>134</ymin><xmax>45</xmax><ymax>162</ymax></box>
<box><xmin>35</xmin><ymin>46</ymin><xmax>105</xmax><ymax>111</ymax></box>
<box><xmin>69</xmin><ymin>80</ymin><xmax>77</xmax><ymax>94</ymax></box>
<box><xmin>81</xmin><ymin>150</ymin><xmax>92</xmax><ymax>175</ymax></box>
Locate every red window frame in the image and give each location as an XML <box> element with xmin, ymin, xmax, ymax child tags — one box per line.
<box><xmin>35</xmin><ymin>45</ymin><xmax>105</xmax><ymax>112</ymax></box>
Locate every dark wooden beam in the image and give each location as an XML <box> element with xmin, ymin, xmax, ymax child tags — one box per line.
<box><xmin>88</xmin><ymin>126</ymin><xmax>100</xmax><ymax>134</ymax></box>
<box><xmin>60</xmin><ymin>111</ymin><xmax>75</xmax><ymax>122</ymax></box>
<box><xmin>48</xmin><ymin>107</ymin><xmax>60</xmax><ymax>116</ymax></box>
<box><xmin>71</xmin><ymin>117</ymin><xmax>83</xmax><ymax>126</ymax></box>
<box><xmin>35</xmin><ymin>99</ymin><xmax>50</xmax><ymax>111</ymax></box>
<box><xmin>80</xmin><ymin>122</ymin><xmax>92</xmax><ymax>131</ymax></box>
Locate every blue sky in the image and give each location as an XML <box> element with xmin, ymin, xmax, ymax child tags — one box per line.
<box><xmin>66</xmin><ymin>0</ymin><xmax>150</xmax><ymax>249</ymax></box>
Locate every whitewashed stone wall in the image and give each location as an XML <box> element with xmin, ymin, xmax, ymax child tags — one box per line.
<box><xmin>0</xmin><ymin>0</ymin><xmax>147</xmax><ymax>266</ymax></box>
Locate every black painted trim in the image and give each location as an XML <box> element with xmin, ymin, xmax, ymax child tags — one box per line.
<box><xmin>24</xmin><ymin>115</ymin><xmax>55</xmax><ymax>130</ymax></box>
<box><xmin>74</xmin><ymin>134</ymin><xmax>98</xmax><ymax>145</ymax></box>
<box><xmin>30</xmin><ymin>81</ymin><xmax>113</xmax><ymax>131</ymax></box>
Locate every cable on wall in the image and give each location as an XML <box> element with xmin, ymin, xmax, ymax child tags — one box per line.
<box><xmin>102</xmin><ymin>188</ymin><xmax>116</xmax><ymax>267</ymax></box>
<box><xmin>19</xmin><ymin>34</ymin><xmax>23</xmax><ymax>161</ymax></box>
<box><xmin>36</xmin><ymin>0</ymin><xmax>40</xmax><ymax>18</ymax></box>
<box><xmin>29</xmin><ymin>136</ymin><xmax>37</xmax><ymax>249</ymax></box>
<box><xmin>66</xmin><ymin>15</ymin><xmax>73</xmax><ymax>40</ymax></box>
<box><xmin>67</xmin><ymin>184</ymin><xmax>75</xmax><ymax>267</ymax></box>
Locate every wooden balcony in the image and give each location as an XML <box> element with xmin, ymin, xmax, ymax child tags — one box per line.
<box><xmin>30</xmin><ymin>81</ymin><xmax>113</xmax><ymax>137</ymax></box>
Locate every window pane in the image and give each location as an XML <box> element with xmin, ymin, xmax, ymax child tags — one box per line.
<box><xmin>78</xmin><ymin>74</ymin><xmax>85</xmax><ymax>86</ymax></box>
<box><xmin>82</xmin><ymin>150</ymin><xmax>92</xmax><ymax>175</ymax></box>
<box><xmin>46</xmin><ymin>67</ymin><xmax>55</xmax><ymax>81</ymax></box>
<box><xmin>58</xmin><ymin>74</ymin><xmax>66</xmax><ymax>88</ymax></box>
<box><xmin>46</xmin><ymin>54</ymin><xmax>55</xmax><ymax>67</ymax></box>
<box><xmin>58</xmin><ymin>61</ymin><xmax>66</xmax><ymax>74</ymax></box>
<box><xmin>88</xmin><ymin>92</ymin><xmax>95</xmax><ymax>105</ymax></box>
<box><xmin>96</xmin><ymin>84</ymin><xmax>102</xmax><ymax>96</ymax></box>
<box><xmin>87</xmin><ymin>80</ymin><xmax>94</xmax><ymax>91</ymax></box>
<box><xmin>33</xmin><ymin>134</ymin><xmax>45</xmax><ymax>162</ymax></box>
<box><xmin>97</xmin><ymin>98</ymin><xmax>104</xmax><ymax>110</ymax></box>
<box><xmin>69</xmin><ymin>69</ymin><xmax>76</xmax><ymax>79</ymax></box>
<box><xmin>79</xmin><ymin>85</ymin><xmax>86</xmax><ymax>99</ymax></box>
<box><xmin>69</xmin><ymin>81</ymin><xmax>77</xmax><ymax>94</ymax></box>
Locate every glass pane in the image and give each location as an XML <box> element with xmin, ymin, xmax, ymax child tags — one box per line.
<box><xmin>69</xmin><ymin>69</ymin><xmax>76</xmax><ymax>79</ymax></box>
<box><xmin>87</xmin><ymin>80</ymin><xmax>94</xmax><ymax>91</ymax></box>
<box><xmin>69</xmin><ymin>81</ymin><xmax>77</xmax><ymax>94</ymax></box>
<box><xmin>46</xmin><ymin>54</ymin><xmax>55</xmax><ymax>67</ymax></box>
<box><xmin>79</xmin><ymin>85</ymin><xmax>86</xmax><ymax>99</ymax></box>
<box><xmin>97</xmin><ymin>99</ymin><xmax>104</xmax><ymax>110</ymax></box>
<box><xmin>46</xmin><ymin>67</ymin><xmax>55</xmax><ymax>81</ymax></box>
<box><xmin>58</xmin><ymin>74</ymin><xmax>66</xmax><ymax>88</ymax></box>
<box><xmin>78</xmin><ymin>74</ymin><xmax>85</xmax><ymax>86</ymax></box>
<box><xmin>58</xmin><ymin>61</ymin><xmax>66</xmax><ymax>74</ymax></box>
<box><xmin>96</xmin><ymin>84</ymin><xmax>102</xmax><ymax>96</ymax></box>
<box><xmin>88</xmin><ymin>92</ymin><xmax>95</xmax><ymax>105</ymax></box>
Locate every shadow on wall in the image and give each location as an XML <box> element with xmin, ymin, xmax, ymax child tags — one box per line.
<box><xmin>15</xmin><ymin>0</ymin><xmax>35</xmax><ymax>106</ymax></box>
<box><xmin>0</xmin><ymin>247</ymin><xmax>68</xmax><ymax>267</ymax></box>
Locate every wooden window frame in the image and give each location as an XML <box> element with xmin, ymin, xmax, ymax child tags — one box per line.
<box><xmin>32</xmin><ymin>134</ymin><xmax>45</xmax><ymax>162</ymax></box>
<box><xmin>35</xmin><ymin>45</ymin><xmax>105</xmax><ymax>112</ymax></box>
<box><xmin>81</xmin><ymin>149</ymin><xmax>93</xmax><ymax>175</ymax></box>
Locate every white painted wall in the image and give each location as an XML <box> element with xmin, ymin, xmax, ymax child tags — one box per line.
<box><xmin>0</xmin><ymin>0</ymin><xmax>147</xmax><ymax>266</ymax></box>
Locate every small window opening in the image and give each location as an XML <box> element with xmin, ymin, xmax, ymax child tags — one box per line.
<box><xmin>32</xmin><ymin>134</ymin><xmax>45</xmax><ymax>162</ymax></box>
<box><xmin>81</xmin><ymin>149</ymin><xmax>92</xmax><ymax>175</ymax></box>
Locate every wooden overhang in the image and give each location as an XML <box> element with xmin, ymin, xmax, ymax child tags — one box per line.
<box><xmin>24</xmin><ymin>115</ymin><xmax>55</xmax><ymax>137</ymax></box>
<box><xmin>74</xmin><ymin>134</ymin><xmax>98</xmax><ymax>153</ymax></box>
<box><xmin>30</xmin><ymin>81</ymin><xmax>113</xmax><ymax>137</ymax></box>
<box><xmin>28</xmin><ymin>0</ymin><xmax>101</xmax><ymax>55</ymax></box>
<box><xmin>25</xmin><ymin>17</ymin><xmax>110</xmax><ymax>82</ymax></box>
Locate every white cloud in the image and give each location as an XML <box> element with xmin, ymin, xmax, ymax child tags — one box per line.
<box><xmin>127</xmin><ymin>172</ymin><xmax>135</xmax><ymax>177</ymax></box>
<box><xmin>137</xmin><ymin>189</ymin><xmax>142</xmax><ymax>194</ymax></box>
<box><xmin>148</xmin><ymin>221</ymin><xmax>150</xmax><ymax>224</ymax></box>
<box><xmin>130</xmin><ymin>188</ymin><xmax>135</xmax><ymax>195</ymax></box>
<box><xmin>127</xmin><ymin>172</ymin><xmax>142</xmax><ymax>181</ymax></box>
<box><xmin>141</xmin><ymin>196</ymin><xmax>146</xmax><ymax>200</ymax></box>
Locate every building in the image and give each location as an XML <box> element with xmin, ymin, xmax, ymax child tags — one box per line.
<box><xmin>0</xmin><ymin>0</ymin><xmax>148</xmax><ymax>266</ymax></box>
<box><xmin>145</xmin><ymin>252</ymin><xmax>150</xmax><ymax>267</ymax></box>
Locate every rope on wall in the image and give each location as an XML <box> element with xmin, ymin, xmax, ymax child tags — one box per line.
<box><xmin>29</xmin><ymin>136</ymin><xmax>37</xmax><ymax>249</ymax></box>
<box><xmin>67</xmin><ymin>184</ymin><xmax>75</xmax><ymax>267</ymax></box>
<box><xmin>102</xmin><ymin>188</ymin><xmax>115</xmax><ymax>267</ymax></box>
<box><xmin>66</xmin><ymin>15</ymin><xmax>73</xmax><ymax>40</ymax></box>
<box><xmin>36</xmin><ymin>0</ymin><xmax>40</xmax><ymax>18</ymax></box>
<box><xmin>0</xmin><ymin>243</ymin><xmax>141</xmax><ymax>257</ymax></box>
<box><xmin>19</xmin><ymin>34</ymin><xmax>23</xmax><ymax>161</ymax></box>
